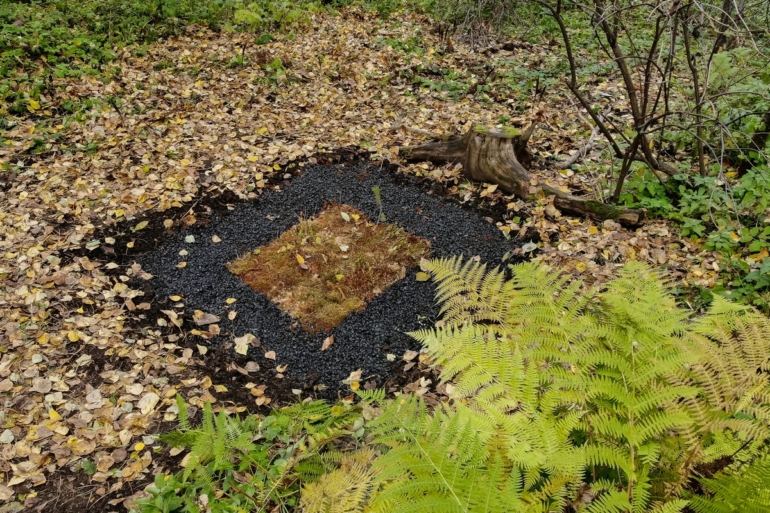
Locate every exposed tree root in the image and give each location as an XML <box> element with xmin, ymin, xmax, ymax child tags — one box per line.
<box><xmin>400</xmin><ymin>124</ymin><xmax>645</xmax><ymax>227</ymax></box>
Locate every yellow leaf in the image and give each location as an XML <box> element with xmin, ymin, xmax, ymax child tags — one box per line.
<box><xmin>176</xmin><ymin>261</ymin><xmax>187</xmax><ymax>268</ymax></box>
<box><xmin>575</xmin><ymin>262</ymin><xmax>587</xmax><ymax>272</ymax></box>
<box><xmin>49</xmin><ymin>408</ymin><xmax>61</xmax><ymax>421</ymax></box>
<box><xmin>37</xmin><ymin>333</ymin><xmax>49</xmax><ymax>344</ymax></box>
<box><xmin>335</xmin><ymin>273</ymin><xmax>344</xmax><ymax>281</ymax></box>
<box><xmin>256</xmin><ymin>127</ymin><xmax>268</xmax><ymax>135</ymax></box>
<box><xmin>67</xmin><ymin>330</ymin><xmax>80</xmax><ymax>342</ymax></box>
<box><xmin>27</xmin><ymin>99</ymin><xmax>41</xmax><ymax>112</ymax></box>
<box><xmin>296</xmin><ymin>254</ymin><xmax>305</xmax><ymax>264</ymax></box>
<box><xmin>350</xmin><ymin>213</ymin><xmax>360</xmax><ymax>221</ymax></box>
<box><xmin>588</xmin><ymin>226</ymin><xmax>599</xmax><ymax>235</ymax></box>
<box><xmin>415</xmin><ymin>272</ymin><xmax>431</xmax><ymax>282</ymax></box>
<box><xmin>134</xmin><ymin>442</ymin><xmax>145</xmax><ymax>452</ymax></box>
<box><xmin>197</xmin><ymin>345</ymin><xmax>208</xmax><ymax>355</ymax></box>
<box><xmin>134</xmin><ymin>221</ymin><xmax>149</xmax><ymax>231</ymax></box>
<box><xmin>115</xmin><ymin>209</ymin><xmax>125</xmax><ymax>218</ymax></box>
<box><xmin>247</xmin><ymin>155</ymin><xmax>259</xmax><ymax>162</ymax></box>
<box><xmin>180</xmin><ymin>159</ymin><xmax>191</xmax><ymax>166</ymax></box>
<box><xmin>214</xmin><ymin>385</ymin><xmax>228</xmax><ymax>393</ymax></box>
<box><xmin>226</xmin><ymin>298</ymin><xmax>237</xmax><ymax>304</ymax></box>
<box><xmin>350</xmin><ymin>381</ymin><xmax>360</xmax><ymax>391</ymax></box>
<box><xmin>169</xmin><ymin>295</ymin><xmax>182</xmax><ymax>301</ymax></box>
<box><xmin>163</xmin><ymin>219</ymin><xmax>173</xmax><ymax>228</ymax></box>
<box><xmin>234</xmin><ymin>334</ymin><xmax>255</xmax><ymax>355</ymax></box>
<box><xmin>273</xmin><ymin>164</ymin><xmax>281</xmax><ymax>170</ymax></box>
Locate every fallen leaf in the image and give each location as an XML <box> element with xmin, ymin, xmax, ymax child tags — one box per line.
<box><xmin>0</xmin><ymin>429</ymin><xmax>14</xmax><ymax>444</ymax></box>
<box><xmin>133</xmin><ymin>221</ymin><xmax>149</xmax><ymax>231</ymax></box>
<box><xmin>234</xmin><ymin>333</ymin><xmax>257</xmax><ymax>355</ymax></box>
<box><xmin>137</xmin><ymin>392</ymin><xmax>160</xmax><ymax>415</ymax></box>
<box><xmin>72</xmin><ymin>439</ymin><xmax>96</xmax><ymax>456</ymax></box>
<box><xmin>193</xmin><ymin>311</ymin><xmax>220</xmax><ymax>325</ymax></box>
<box><xmin>264</xmin><ymin>350</ymin><xmax>276</xmax><ymax>360</ymax></box>
<box><xmin>31</xmin><ymin>377</ymin><xmax>51</xmax><ymax>394</ymax></box>
<box><xmin>415</xmin><ymin>272</ymin><xmax>430</xmax><ymax>282</ymax></box>
<box><xmin>97</xmin><ymin>455</ymin><xmax>115</xmax><ymax>472</ymax></box>
<box><xmin>342</xmin><ymin>369</ymin><xmax>363</xmax><ymax>384</ymax></box>
<box><xmin>321</xmin><ymin>335</ymin><xmax>335</xmax><ymax>351</ymax></box>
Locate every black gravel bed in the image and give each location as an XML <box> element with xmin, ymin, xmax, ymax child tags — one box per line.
<box><xmin>140</xmin><ymin>162</ymin><xmax>519</xmax><ymax>398</ymax></box>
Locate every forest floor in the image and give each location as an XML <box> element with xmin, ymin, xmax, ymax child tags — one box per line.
<box><xmin>0</xmin><ymin>7</ymin><xmax>721</xmax><ymax>512</ymax></box>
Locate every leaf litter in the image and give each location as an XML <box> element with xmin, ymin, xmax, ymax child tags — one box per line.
<box><xmin>0</xmin><ymin>6</ymin><xmax>720</xmax><ymax>511</ymax></box>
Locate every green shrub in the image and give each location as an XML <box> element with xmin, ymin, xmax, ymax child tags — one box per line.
<box><xmin>302</xmin><ymin>258</ymin><xmax>770</xmax><ymax>512</ymax></box>
<box><xmin>621</xmin><ymin>167</ymin><xmax>770</xmax><ymax>312</ymax></box>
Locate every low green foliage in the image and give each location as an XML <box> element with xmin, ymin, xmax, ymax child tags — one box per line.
<box><xmin>302</xmin><ymin>258</ymin><xmax>770</xmax><ymax>512</ymax></box>
<box><xmin>134</xmin><ymin>395</ymin><xmax>362</xmax><ymax>513</ymax></box>
<box><xmin>0</xmin><ymin>0</ymin><xmax>320</xmax><ymax>124</ymax></box>
<box><xmin>145</xmin><ymin>259</ymin><xmax>770</xmax><ymax>512</ymax></box>
<box><xmin>621</xmin><ymin>167</ymin><xmax>770</xmax><ymax>311</ymax></box>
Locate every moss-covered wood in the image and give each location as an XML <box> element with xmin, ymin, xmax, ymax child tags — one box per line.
<box><xmin>400</xmin><ymin>124</ymin><xmax>645</xmax><ymax>227</ymax></box>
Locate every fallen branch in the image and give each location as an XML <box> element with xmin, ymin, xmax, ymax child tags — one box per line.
<box><xmin>554</xmin><ymin>125</ymin><xmax>601</xmax><ymax>169</ymax></box>
<box><xmin>400</xmin><ymin>124</ymin><xmax>645</xmax><ymax>226</ymax></box>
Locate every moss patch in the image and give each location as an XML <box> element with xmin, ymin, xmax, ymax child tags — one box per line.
<box><xmin>228</xmin><ymin>203</ymin><xmax>431</xmax><ymax>333</ymax></box>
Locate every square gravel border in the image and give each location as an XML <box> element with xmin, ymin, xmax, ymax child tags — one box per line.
<box><xmin>141</xmin><ymin>163</ymin><xmax>516</xmax><ymax>396</ymax></box>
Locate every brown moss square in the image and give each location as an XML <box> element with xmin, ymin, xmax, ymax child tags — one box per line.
<box><xmin>228</xmin><ymin>203</ymin><xmax>431</xmax><ymax>333</ymax></box>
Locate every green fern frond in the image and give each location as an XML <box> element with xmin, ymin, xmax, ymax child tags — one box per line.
<box><xmin>176</xmin><ymin>393</ymin><xmax>190</xmax><ymax>431</ymax></box>
<box><xmin>689</xmin><ymin>454</ymin><xmax>770</xmax><ymax>513</ymax></box>
<box><xmin>300</xmin><ymin>449</ymin><xmax>378</xmax><ymax>513</ymax></box>
<box><xmin>411</xmin><ymin>259</ymin><xmax>768</xmax><ymax>511</ymax></box>
<box><xmin>367</xmin><ymin>399</ymin><xmax>523</xmax><ymax>513</ymax></box>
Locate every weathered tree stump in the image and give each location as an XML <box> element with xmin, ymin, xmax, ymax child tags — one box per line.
<box><xmin>400</xmin><ymin>125</ymin><xmax>645</xmax><ymax>227</ymax></box>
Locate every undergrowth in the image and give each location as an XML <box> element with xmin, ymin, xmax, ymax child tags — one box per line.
<box><xmin>133</xmin><ymin>396</ymin><xmax>364</xmax><ymax>513</ymax></box>
<box><xmin>621</xmin><ymin>165</ymin><xmax>770</xmax><ymax>312</ymax></box>
<box><xmin>0</xmin><ymin>0</ymin><xmax>321</xmax><ymax>126</ymax></box>
<box><xmin>139</xmin><ymin>258</ymin><xmax>770</xmax><ymax>513</ymax></box>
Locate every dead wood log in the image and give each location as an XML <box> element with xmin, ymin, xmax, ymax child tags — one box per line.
<box><xmin>400</xmin><ymin>124</ymin><xmax>645</xmax><ymax>227</ymax></box>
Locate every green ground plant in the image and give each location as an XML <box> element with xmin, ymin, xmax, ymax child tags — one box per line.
<box><xmin>144</xmin><ymin>258</ymin><xmax>770</xmax><ymax>512</ymax></box>
<box><xmin>0</xmin><ymin>0</ymin><xmax>321</xmax><ymax>125</ymax></box>
<box><xmin>133</xmin><ymin>395</ymin><xmax>363</xmax><ymax>513</ymax></box>
<box><xmin>302</xmin><ymin>258</ymin><xmax>770</xmax><ymax>512</ymax></box>
<box><xmin>621</xmin><ymin>166</ymin><xmax>770</xmax><ymax>312</ymax></box>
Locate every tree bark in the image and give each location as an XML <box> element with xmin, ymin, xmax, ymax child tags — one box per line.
<box><xmin>400</xmin><ymin>125</ymin><xmax>645</xmax><ymax>227</ymax></box>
